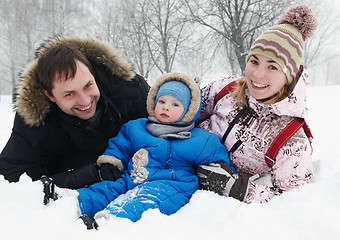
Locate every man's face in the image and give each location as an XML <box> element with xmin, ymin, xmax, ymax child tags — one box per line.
<box><xmin>44</xmin><ymin>60</ymin><xmax>100</xmax><ymax>120</ymax></box>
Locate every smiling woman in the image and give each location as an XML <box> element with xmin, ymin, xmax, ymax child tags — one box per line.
<box><xmin>196</xmin><ymin>5</ymin><xmax>317</xmax><ymax>204</ymax></box>
<box><xmin>245</xmin><ymin>54</ymin><xmax>288</xmax><ymax>101</ymax></box>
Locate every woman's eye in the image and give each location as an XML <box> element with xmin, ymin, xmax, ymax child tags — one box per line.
<box><xmin>269</xmin><ymin>65</ymin><xmax>278</xmax><ymax>70</ymax></box>
<box><xmin>250</xmin><ymin>59</ymin><xmax>258</xmax><ymax>65</ymax></box>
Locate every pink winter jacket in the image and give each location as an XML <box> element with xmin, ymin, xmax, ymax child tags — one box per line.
<box><xmin>197</xmin><ymin>70</ymin><xmax>313</xmax><ymax>203</ymax></box>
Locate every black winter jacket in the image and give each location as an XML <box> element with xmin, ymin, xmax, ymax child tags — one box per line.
<box><xmin>0</xmin><ymin>37</ymin><xmax>150</xmax><ymax>188</ymax></box>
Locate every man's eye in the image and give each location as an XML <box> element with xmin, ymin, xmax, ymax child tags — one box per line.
<box><xmin>65</xmin><ymin>93</ymin><xmax>73</xmax><ymax>97</ymax></box>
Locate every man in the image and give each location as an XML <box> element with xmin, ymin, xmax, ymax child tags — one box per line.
<box><xmin>0</xmin><ymin>37</ymin><xmax>150</xmax><ymax>189</ymax></box>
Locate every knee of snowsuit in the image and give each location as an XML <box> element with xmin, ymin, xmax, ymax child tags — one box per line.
<box><xmin>76</xmin><ymin>174</ymin><xmax>198</xmax><ymax>222</ymax></box>
<box><xmin>77</xmin><ymin>177</ymin><xmax>128</xmax><ymax>216</ymax></box>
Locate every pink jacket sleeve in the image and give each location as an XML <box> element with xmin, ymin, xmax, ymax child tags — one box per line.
<box><xmin>245</xmin><ymin>133</ymin><xmax>313</xmax><ymax>203</ymax></box>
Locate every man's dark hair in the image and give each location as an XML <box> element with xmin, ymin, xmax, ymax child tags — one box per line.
<box><xmin>36</xmin><ymin>45</ymin><xmax>93</xmax><ymax>95</ymax></box>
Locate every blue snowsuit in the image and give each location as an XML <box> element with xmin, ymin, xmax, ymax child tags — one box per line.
<box><xmin>77</xmin><ymin>118</ymin><xmax>233</xmax><ymax>222</ymax></box>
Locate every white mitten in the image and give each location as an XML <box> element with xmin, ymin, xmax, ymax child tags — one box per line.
<box><xmin>131</xmin><ymin>149</ymin><xmax>149</xmax><ymax>183</ymax></box>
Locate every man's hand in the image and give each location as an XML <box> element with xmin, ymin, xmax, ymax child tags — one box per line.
<box><xmin>41</xmin><ymin>175</ymin><xmax>58</xmax><ymax>205</ymax></box>
<box><xmin>98</xmin><ymin>163</ymin><xmax>122</xmax><ymax>181</ymax></box>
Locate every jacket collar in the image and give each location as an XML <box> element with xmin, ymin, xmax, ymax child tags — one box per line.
<box><xmin>15</xmin><ymin>37</ymin><xmax>135</xmax><ymax>127</ymax></box>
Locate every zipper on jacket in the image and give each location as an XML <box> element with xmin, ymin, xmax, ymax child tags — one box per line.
<box><xmin>166</xmin><ymin>141</ymin><xmax>175</xmax><ymax>179</ymax></box>
<box><xmin>166</xmin><ymin>141</ymin><xmax>172</xmax><ymax>169</ymax></box>
<box><xmin>259</xmin><ymin>107</ymin><xmax>268</xmax><ymax>117</ymax></box>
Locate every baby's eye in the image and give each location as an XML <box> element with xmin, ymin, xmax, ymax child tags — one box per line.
<box><xmin>173</xmin><ymin>103</ymin><xmax>179</xmax><ymax>107</ymax></box>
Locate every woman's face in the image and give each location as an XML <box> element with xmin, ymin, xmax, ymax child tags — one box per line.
<box><xmin>245</xmin><ymin>54</ymin><xmax>288</xmax><ymax>100</ymax></box>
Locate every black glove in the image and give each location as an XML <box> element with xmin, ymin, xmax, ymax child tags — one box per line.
<box><xmin>79</xmin><ymin>215</ymin><xmax>98</xmax><ymax>230</ymax></box>
<box><xmin>197</xmin><ymin>162</ymin><xmax>258</xmax><ymax>202</ymax></box>
<box><xmin>98</xmin><ymin>163</ymin><xmax>122</xmax><ymax>181</ymax></box>
<box><xmin>51</xmin><ymin>164</ymin><xmax>100</xmax><ymax>189</ymax></box>
<box><xmin>51</xmin><ymin>163</ymin><xmax>122</xmax><ymax>189</ymax></box>
<box><xmin>41</xmin><ymin>175</ymin><xmax>58</xmax><ymax>205</ymax></box>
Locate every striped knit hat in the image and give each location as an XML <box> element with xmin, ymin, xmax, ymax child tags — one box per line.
<box><xmin>247</xmin><ymin>6</ymin><xmax>317</xmax><ymax>84</ymax></box>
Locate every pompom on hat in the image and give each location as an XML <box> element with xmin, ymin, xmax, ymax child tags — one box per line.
<box><xmin>247</xmin><ymin>5</ymin><xmax>317</xmax><ymax>84</ymax></box>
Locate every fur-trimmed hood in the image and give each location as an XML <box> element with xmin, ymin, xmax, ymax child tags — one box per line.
<box><xmin>147</xmin><ymin>73</ymin><xmax>201</xmax><ymax>123</ymax></box>
<box><xmin>15</xmin><ymin>37</ymin><xmax>136</xmax><ymax>127</ymax></box>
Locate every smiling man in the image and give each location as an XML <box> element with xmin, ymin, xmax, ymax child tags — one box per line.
<box><xmin>0</xmin><ymin>37</ymin><xmax>150</xmax><ymax>189</ymax></box>
<box><xmin>42</xmin><ymin>60</ymin><xmax>100</xmax><ymax>120</ymax></box>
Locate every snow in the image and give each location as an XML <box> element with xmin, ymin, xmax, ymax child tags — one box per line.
<box><xmin>0</xmin><ymin>85</ymin><xmax>339</xmax><ymax>240</ymax></box>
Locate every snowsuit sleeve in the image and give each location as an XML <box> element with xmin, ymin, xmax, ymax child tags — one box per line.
<box><xmin>245</xmin><ymin>131</ymin><xmax>313</xmax><ymax>203</ymax></box>
<box><xmin>195</xmin><ymin>130</ymin><xmax>235</xmax><ymax>172</ymax></box>
<box><xmin>102</xmin><ymin>121</ymin><xmax>136</xmax><ymax>170</ymax></box>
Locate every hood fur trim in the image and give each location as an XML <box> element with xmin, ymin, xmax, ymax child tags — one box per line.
<box><xmin>147</xmin><ymin>73</ymin><xmax>201</xmax><ymax>123</ymax></box>
<box><xmin>16</xmin><ymin>37</ymin><xmax>135</xmax><ymax>127</ymax></box>
<box><xmin>97</xmin><ymin>155</ymin><xmax>124</xmax><ymax>172</ymax></box>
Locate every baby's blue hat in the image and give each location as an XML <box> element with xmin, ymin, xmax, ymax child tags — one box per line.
<box><xmin>156</xmin><ymin>80</ymin><xmax>191</xmax><ymax>122</ymax></box>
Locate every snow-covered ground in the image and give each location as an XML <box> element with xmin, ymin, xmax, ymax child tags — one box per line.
<box><xmin>0</xmin><ymin>84</ymin><xmax>339</xmax><ymax>240</ymax></box>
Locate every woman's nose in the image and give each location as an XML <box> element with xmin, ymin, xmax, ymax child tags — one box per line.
<box><xmin>253</xmin><ymin>66</ymin><xmax>265</xmax><ymax>80</ymax></box>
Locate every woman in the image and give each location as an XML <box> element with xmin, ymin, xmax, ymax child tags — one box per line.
<box><xmin>196</xmin><ymin>6</ymin><xmax>317</xmax><ymax>203</ymax></box>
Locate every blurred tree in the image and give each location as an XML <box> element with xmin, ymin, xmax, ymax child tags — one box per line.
<box><xmin>134</xmin><ymin>0</ymin><xmax>194</xmax><ymax>74</ymax></box>
<box><xmin>117</xmin><ymin>0</ymin><xmax>155</xmax><ymax>79</ymax></box>
<box><xmin>303</xmin><ymin>0</ymin><xmax>340</xmax><ymax>68</ymax></box>
<box><xmin>302</xmin><ymin>0</ymin><xmax>340</xmax><ymax>85</ymax></box>
<box><xmin>93</xmin><ymin>0</ymin><xmax>126</xmax><ymax>43</ymax></box>
<box><xmin>0</xmin><ymin>0</ymin><xmax>339</xmax><ymax>96</ymax></box>
<box><xmin>0</xmin><ymin>0</ymin><xmax>39</xmax><ymax>98</ymax></box>
<box><xmin>0</xmin><ymin>0</ymin><xmax>93</xmax><ymax>97</ymax></box>
<box><xmin>183</xmin><ymin>0</ymin><xmax>293</xmax><ymax>75</ymax></box>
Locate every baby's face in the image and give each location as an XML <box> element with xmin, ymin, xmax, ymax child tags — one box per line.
<box><xmin>154</xmin><ymin>95</ymin><xmax>184</xmax><ymax>123</ymax></box>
